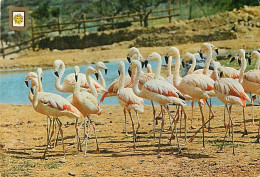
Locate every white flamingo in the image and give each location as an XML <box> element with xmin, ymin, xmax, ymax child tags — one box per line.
<box><xmin>29</xmin><ymin>78</ymin><xmax>82</xmax><ymax>158</ymax></box>
<box><xmin>71</xmin><ymin>66</ymin><xmax>102</xmax><ymax>155</ymax></box>
<box><xmin>117</xmin><ymin>61</ymin><xmax>144</xmax><ymax>148</ymax></box>
<box><xmin>129</xmin><ymin>59</ymin><xmax>186</xmax><ymax>153</ymax></box>
<box><xmin>53</xmin><ymin>59</ymin><xmax>104</xmax><ymax>94</ymax></box>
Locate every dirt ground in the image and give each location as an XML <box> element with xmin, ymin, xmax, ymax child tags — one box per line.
<box><xmin>0</xmin><ymin>104</ymin><xmax>259</xmax><ymax>176</ymax></box>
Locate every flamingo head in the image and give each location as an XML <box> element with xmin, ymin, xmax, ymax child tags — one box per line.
<box><xmin>249</xmin><ymin>51</ymin><xmax>260</xmax><ymax>65</ymax></box>
<box><xmin>30</xmin><ymin>78</ymin><xmax>39</xmax><ymax>94</ymax></box>
<box><xmin>53</xmin><ymin>59</ymin><xmax>63</xmax><ymax>77</ymax></box>
<box><xmin>25</xmin><ymin>72</ymin><xmax>38</xmax><ymax>87</ymax></box>
<box><xmin>118</xmin><ymin>61</ymin><xmax>125</xmax><ymax>76</ymax></box>
<box><xmin>127</xmin><ymin>47</ymin><xmax>141</xmax><ymax>63</ymax></box>
<box><xmin>37</xmin><ymin>68</ymin><xmax>43</xmax><ymax>82</ymax></box>
<box><xmin>182</xmin><ymin>52</ymin><xmax>194</xmax><ymax>68</ymax></box>
<box><xmin>166</xmin><ymin>47</ymin><xmax>180</xmax><ymax>59</ymax></box>
<box><xmin>74</xmin><ymin>66</ymin><xmax>80</xmax><ymax>82</ymax></box>
<box><xmin>96</xmin><ymin>61</ymin><xmax>108</xmax><ymax>74</ymax></box>
<box><xmin>129</xmin><ymin>60</ymin><xmax>140</xmax><ymax>76</ymax></box>
<box><xmin>86</xmin><ymin>66</ymin><xmax>99</xmax><ymax>80</ymax></box>
<box><xmin>238</xmin><ymin>49</ymin><xmax>246</xmax><ymax>66</ymax></box>
<box><xmin>200</xmin><ymin>43</ymin><xmax>218</xmax><ymax>58</ymax></box>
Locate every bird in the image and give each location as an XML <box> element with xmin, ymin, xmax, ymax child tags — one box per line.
<box><xmin>165</xmin><ymin>56</ymin><xmax>173</xmax><ymax>85</ymax></box>
<box><xmin>212</xmin><ymin>58</ymin><xmax>251</xmax><ymax>154</ymax></box>
<box><xmin>116</xmin><ymin>61</ymin><xmax>144</xmax><ymax>148</ymax></box>
<box><xmin>177</xmin><ymin>45</ymin><xmax>216</xmax><ymax>148</ymax></box>
<box><xmin>146</xmin><ymin>63</ymin><xmax>153</xmax><ymax>73</ymax></box>
<box><xmin>129</xmin><ymin>59</ymin><xmax>186</xmax><ymax>153</ymax></box>
<box><xmin>71</xmin><ymin>66</ymin><xmax>102</xmax><ymax>155</ymax></box>
<box><xmin>96</xmin><ymin>61</ymin><xmax>108</xmax><ymax>89</ymax></box>
<box><xmin>53</xmin><ymin>59</ymin><xmax>104</xmax><ymax>94</ymax></box>
<box><xmin>240</xmin><ymin>51</ymin><xmax>260</xmax><ymax>125</ymax></box>
<box><xmin>29</xmin><ymin>77</ymin><xmax>83</xmax><ymax>159</ymax></box>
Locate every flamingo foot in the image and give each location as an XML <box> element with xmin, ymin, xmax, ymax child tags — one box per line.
<box><xmin>168</xmin><ymin>127</ymin><xmax>172</xmax><ymax>132</ymax></box>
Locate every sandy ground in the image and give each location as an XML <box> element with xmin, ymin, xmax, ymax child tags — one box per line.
<box><xmin>0</xmin><ymin>104</ymin><xmax>259</xmax><ymax>176</ymax></box>
<box><xmin>1</xmin><ymin>36</ymin><xmax>260</xmax><ymax>70</ymax></box>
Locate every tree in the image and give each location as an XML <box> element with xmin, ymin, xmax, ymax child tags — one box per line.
<box><xmin>32</xmin><ymin>2</ymin><xmax>50</xmax><ymax>24</ymax></box>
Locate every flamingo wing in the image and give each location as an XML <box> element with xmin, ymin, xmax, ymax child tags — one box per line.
<box><xmin>244</xmin><ymin>70</ymin><xmax>260</xmax><ymax>84</ymax></box>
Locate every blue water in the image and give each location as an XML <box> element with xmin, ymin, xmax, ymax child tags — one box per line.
<box><xmin>0</xmin><ymin>59</ymin><xmax>228</xmax><ymax>106</ymax></box>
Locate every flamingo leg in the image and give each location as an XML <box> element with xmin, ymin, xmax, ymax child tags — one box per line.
<box><xmin>46</xmin><ymin>116</ymin><xmax>49</xmax><ymax>144</ymax></box>
<box><xmin>208</xmin><ymin>98</ymin><xmax>212</xmax><ymax>131</ymax></box>
<box><xmin>123</xmin><ymin>108</ymin><xmax>128</xmax><ymax>135</ymax></box>
<box><xmin>189</xmin><ymin>100</ymin><xmax>215</xmax><ymax>143</ymax></box>
<box><xmin>128</xmin><ymin>110</ymin><xmax>136</xmax><ymax>149</ymax></box>
<box><xmin>88</xmin><ymin>117</ymin><xmax>100</xmax><ymax>153</ymax></box>
<box><xmin>54</xmin><ymin>118</ymin><xmax>61</xmax><ymax>147</ymax></box>
<box><xmin>250</xmin><ymin>93</ymin><xmax>255</xmax><ymax>125</ymax></box>
<box><xmin>75</xmin><ymin>118</ymin><xmax>82</xmax><ymax>151</ymax></box>
<box><xmin>179</xmin><ymin>106</ymin><xmax>182</xmax><ymax>137</ymax></box>
<box><xmin>242</xmin><ymin>107</ymin><xmax>248</xmax><ymax>136</ymax></box>
<box><xmin>84</xmin><ymin>118</ymin><xmax>90</xmax><ymax>156</ymax></box>
<box><xmin>220</xmin><ymin>105</ymin><xmax>231</xmax><ymax>151</ymax></box>
<box><xmin>57</xmin><ymin>119</ymin><xmax>65</xmax><ymax>157</ymax></box>
<box><xmin>164</xmin><ymin>105</ymin><xmax>181</xmax><ymax>153</ymax></box>
<box><xmin>256</xmin><ymin>117</ymin><xmax>260</xmax><ymax>143</ymax></box>
<box><xmin>190</xmin><ymin>102</ymin><xmax>196</xmax><ymax>129</ymax></box>
<box><xmin>43</xmin><ymin>118</ymin><xmax>56</xmax><ymax>159</ymax></box>
<box><xmin>151</xmin><ymin>100</ymin><xmax>156</xmax><ymax>138</ymax></box>
<box><xmin>198</xmin><ymin>102</ymin><xmax>205</xmax><ymax>148</ymax></box>
<box><xmin>169</xmin><ymin>106</ymin><xmax>180</xmax><ymax>144</ymax></box>
<box><xmin>158</xmin><ymin>106</ymin><xmax>164</xmax><ymax>153</ymax></box>
<box><xmin>136</xmin><ymin>111</ymin><xmax>141</xmax><ymax>137</ymax></box>
<box><xmin>182</xmin><ymin>106</ymin><xmax>187</xmax><ymax>143</ymax></box>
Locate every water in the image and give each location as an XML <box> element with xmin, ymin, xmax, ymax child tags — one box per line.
<box><xmin>0</xmin><ymin>59</ymin><xmax>227</xmax><ymax>106</ymax></box>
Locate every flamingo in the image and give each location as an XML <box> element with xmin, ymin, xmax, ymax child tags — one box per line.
<box><xmin>240</xmin><ymin>51</ymin><xmax>260</xmax><ymax>125</ymax></box>
<box><xmin>129</xmin><ymin>59</ymin><xmax>186</xmax><ymax>153</ymax></box>
<box><xmin>71</xmin><ymin>66</ymin><xmax>102</xmax><ymax>155</ymax></box>
<box><xmin>96</xmin><ymin>61</ymin><xmax>108</xmax><ymax>89</ymax></box>
<box><xmin>177</xmin><ymin>47</ymin><xmax>216</xmax><ymax>148</ymax></box>
<box><xmin>53</xmin><ymin>59</ymin><xmax>105</xmax><ymax>94</ymax></box>
<box><xmin>146</xmin><ymin>63</ymin><xmax>153</xmax><ymax>73</ymax></box>
<box><xmin>212</xmin><ymin>59</ymin><xmax>251</xmax><ymax>154</ymax></box>
<box><xmin>29</xmin><ymin>78</ymin><xmax>83</xmax><ymax>158</ymax></box>
<box><xmin>116</xmin><ymin>61</ymin><xmax>144</xmax><ymax>148</ymax></box>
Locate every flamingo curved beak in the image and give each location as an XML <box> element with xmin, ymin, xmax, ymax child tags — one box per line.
<box><xmin>230</xmin><ymin>57</ymin><xmax>235</xmax><ymax>63</ymax></box>
<box><xmin>118</xmin><ymin>70</ymin><xmax>120</xmax><ymax>76</ymax></box>
<box><xmin>165</xmin><ymin>56</ymin><xmax>169</xmax><ymax>64</ymax></box>
<box><xmin>95</xmin><ymin>73</ymin><xmax>99</xmax><ymax>80</ymax></box>
<box><xmin>238</xmin><ymin>59</ymin><xmax>241</xmax><ymax>66</ymax></box>
<box><xmin>182</xmin><ymin>61</ymin><xmax>185</xmax><ymax>68</ymax></box>
<box><xmin>75</xmin><ymin>74</ymin><xmax>78</xmax><ymax>82</ymax></box>
<box><xmin>25</xmin><ymin>81</ymin><xmax>29</xmax><ymax>87</ymax></box>
<box><xmin>127</xmin><ymin>56</ymin><xmax>131</xmax><ymax>63</ymax></box>
<box><xmin>31</xmin><ymin>87</ymin><xmax>34</xmax><ymax>95</ymax></box>
<box><xmin>105</xmin><ymin>69</ymin><xmax>108</xmax><ymax>75</ymax></box>
<box><xmin>199</xmin><ymin>51</ymin><xmax>203</xmax><ymax>59</ymax></box>
<box><xmin>54</xmin><ymin>71</ymin><xmax>59</xmax><ymax>77</ymax></box>
<box><xmin>128</xmin><ymin>68</ymin><xmax>132</xmax><ymax>77</ymax></box>
<box><xmin>248</xmin><ymin>57</ymin><xmax>251</xmax><ymax>65</ymax></box>
<box><xmin>215</xmin><ymin>49</ymin><xmax>219</xmax><ymax>55</ymax></box>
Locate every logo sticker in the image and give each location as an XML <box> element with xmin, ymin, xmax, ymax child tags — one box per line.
<box><xmin>9</xmin><ymin>7</ymin><xmax>29</xmax><ymax>31</ymax></box>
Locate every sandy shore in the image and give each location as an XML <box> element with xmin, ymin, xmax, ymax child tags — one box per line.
<box><xmin>1</xmin><ymin>36</ymin><xmax>260</xmax><ymax>70</ymax></box>
<box><xmin>0</xmin><ymin>104</ymin><xmax>259</xmax><ymax>176</ymax></box>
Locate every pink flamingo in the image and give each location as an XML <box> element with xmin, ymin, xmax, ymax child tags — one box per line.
<box><xmin>117</xmin><ymin>61</ymin><xmax>144</xmax><ymax>148</ymax></box>
<box><xmin>129</xmin><ymin>59</ymin><xmax>186</xmax><ymax>153</ymax></box>
<box><xmin>53</xmin><ymin>59</ymin><xmax>105</xmax><ymax>94</ymax></box>
<box><xmin>71</xmin><ymin>66</ymin><xmax>102</xmax><ymax>155</ymax></box>
<box><xmin>29</xmin><ymin>78</ymin><xmax>82</xmax><ymax>158</ymax></box>
<box><xmin>212</xmin><ymin>59</ymin><xmax>251</xmax><ymax>154</ymax></box>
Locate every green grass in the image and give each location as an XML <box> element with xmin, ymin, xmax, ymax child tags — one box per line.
<box><xmin>44</xmin><ymin>161</ymin><xmax>60</xmax><ymax>169</ymax></box>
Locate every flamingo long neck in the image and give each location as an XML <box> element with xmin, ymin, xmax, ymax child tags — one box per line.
<box><xmin>239</xmin><ymin>54</ymin><xmax>247</xmax><ymax>84</ymax></box>
<box><xmin>147</xmin><ymin>65</ymin><xmax>152</xmax><ymax>73</ymax></box>
<box><xmin>28</xmin><ymin>91</ymin><xmax>33</xmax><ymax>103</ymax></box>
<box><xmin>132</xmin><ymin>64</ymin><xmax>142</xmax><ymax>97</ymax></box>
<box><xmin>154</xmin><ymin>56</ymin><xmax>162</xmax><ymax>79</ymax></box>
<box><xmin>33</xmin><ymin>85</ymin><xmax>39</xmax><ymax>108</ymax></box>
<box><xmin>55</xmin><ymin>62</ymin><xmax>65</xmax><ymax>92</ymax></box>
<box><xmin>167</xmin><ymin>57</ymin><xmax>172</xmax><ymax>77</ymax></box>
<box><xmin>97</xmin><ymin>68</ymin><xmax>106</xmax><ymax>88</ymax></box>
<box><xmin>173</xmin><ymin>53</ymin><xmax>181</xmax><ymax>79</ymax></box>
<box><xmin>118</xmin><ymin>67</ymin><xmax>125</xmax><ymax>90</ymax></box>
<box><xmin>87</xmin><ymin>74</ymin><xmax>97</xmax><ymax>98</ymax></box>
<box><xmin>37</xmin><ymin>73</ymin><xmax>43</xmax><ymax>92</ymax></box>
<box><xmin>187</xmin><ymin>57</ymin><xmax>196</xmax><ymax>75</ymax></box>
<box><xmin>203</xmin><ymin>49</ymin><xmax>212</xmax><ymax>75</ymax></box>
<box><xmin>256</xmin><ymin>54</ymin><xmax>260</xmax><ymax>70</ymax></box>
<box><xmin>73</xmin><ymin>75</ymin><xmax>81</xmax><ymax>102</ymax></box>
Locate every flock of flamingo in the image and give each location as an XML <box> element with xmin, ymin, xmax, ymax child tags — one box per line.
<box><xmin>24</xmin><ymin>43</ymin><xmax>260</xmax><ymax>159</ymax></box>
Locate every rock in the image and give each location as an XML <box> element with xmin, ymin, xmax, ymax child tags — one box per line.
<box><xmin>68</xmin><ymin>172</ymin><xmax>75</xmax><ymax>176</ymax></box>
<box><xmin>139</xmin><ymin>159</ymin><xmax>144</xmax><ymax>164</ymax></box>
<box><xmin>101</xmin><ymin>46</ymin><xmax>111</xmax><ymax>50</ymax></box>
<box><xmin>59</xmin><ymin>158</ymin><xmax>66</xmax><ymax>163</ymax></box>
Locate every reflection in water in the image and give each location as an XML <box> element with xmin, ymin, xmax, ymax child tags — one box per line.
<box><xmin>1</xmin><ymin>60</ymin><xmax>228</xmax><ymax>106</ymax></box>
